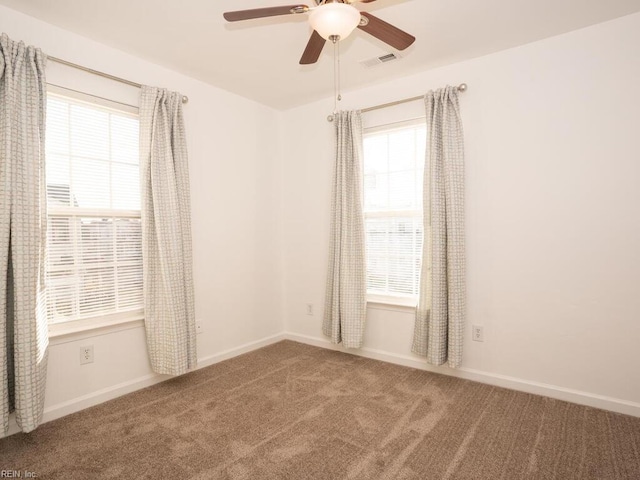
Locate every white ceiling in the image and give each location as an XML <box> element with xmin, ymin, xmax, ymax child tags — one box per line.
<box><xmin>2</xmin><ymin>0</ymin><xmax>640</xmax><ymax>109</ymax></box>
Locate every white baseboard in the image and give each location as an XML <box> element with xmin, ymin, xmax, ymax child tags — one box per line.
<box><xmin>3</xmin><ymin>333</ymin><xmax>286</xmax><ymax>438</ymax></box>
<box><xmin>284</xmin><ymin>332</ymin><xmax>640</xmax><ymax>418</ymax></box>
<box><xmin>196</xmin><ymin>333</ymin><xmax>286</xmax><ymax>368</ymax></box>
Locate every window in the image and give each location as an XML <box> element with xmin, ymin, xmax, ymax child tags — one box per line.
<box><xmin>363</xmin><ymin>120</ymin><xmax>426</xmax><ymax>303</ymax></box>
<box><xmin>45</xmin><ymin>93</ymin><xmax>143</xmax><ymax>326</ymax></box>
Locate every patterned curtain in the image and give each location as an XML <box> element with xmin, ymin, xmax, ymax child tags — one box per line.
<box><xmin>139</xmin><ymin>87</ymin><xmax>196</xmax><ymax>375</ymax></box>
<box><xmin>412</xmin><ymin>86</ymin><xmax>466</xmax><ymax>368</ymax></box>
<box><xmin>0</xmin><ymin>33</ymin><xmax>49</xmax><ymax>434</ymax></box>
<box><xmin>323</xmin><ymin>111</ymin><xmax>366</xmax><ymax>349</ymax></box>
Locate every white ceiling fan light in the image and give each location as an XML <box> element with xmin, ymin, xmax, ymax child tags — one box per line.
<box><xmin>308</xmin><ymin>2</ymin><xmax>362</xmax><ymax>41</ymax></box>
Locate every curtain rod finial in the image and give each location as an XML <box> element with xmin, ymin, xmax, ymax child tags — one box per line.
<box><xmin>457</xmin><ymin>83</ymin><xmax>467</xmax><ymax>92</ymax></box>
<box><xmin>182</xmin><ymin>96</ymin><xmax>189</xmax><ymax>104</ymax></box>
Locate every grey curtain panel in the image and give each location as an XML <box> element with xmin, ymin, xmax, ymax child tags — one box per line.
<box><xmin>323</xmin><ymin>111</ymin><xmax>367</xmax><ymax>349</ymax></box>
<box><xmin>139</xmin><ymin>86</ymin><xmax>196</xmax><ymax>376</ymax></box>
<box><xmin>412</xmin><ymin>86</ymin><xmax>466</xmax><ymax>368</ymax></box>
<box><xmin>0</xmin><ymin>33</ymin><xmax>49</xmax><ymax>434</ymax></box>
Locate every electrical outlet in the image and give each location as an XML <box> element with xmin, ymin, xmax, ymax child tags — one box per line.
<box><xmin>472</xmin><ymin>325</ymin><xmax>484</xmax><ymax>342</ymax></box>
<box><xmin>196</xmin><ymin>320</ymin><xmax>204</xmax><ymax>335</ymax></box>
<box><xmin>306</xmin><ymin>303</ymin><xmax>314</xmax><ymax>316</ymax></box>
<box><xmin>80</xmin><ymin>345</ymin><xmax>94</xmax><ymax>365</ymax></box>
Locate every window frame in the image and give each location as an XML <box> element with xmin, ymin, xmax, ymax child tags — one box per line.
<box><xmin>45</xmin><ymin>87</ymin><xmax>144</xmax><ymax>338</ymax></box>
<box><xmin>362</xmin><ymin>118</ymin><xmax>427</xmax><ymax>308</ymax></box>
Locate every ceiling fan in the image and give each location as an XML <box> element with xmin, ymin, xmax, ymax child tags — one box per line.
<box><xmin>223</xmin><ymin>0</ymin><xmax>416</xmax><ymax>65</ymax></box>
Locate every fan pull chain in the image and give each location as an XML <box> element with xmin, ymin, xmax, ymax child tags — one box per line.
<box><xmin>333</xmin><ymin>42</ymin><xmax>338</xmax><ymax>114</ymax></box>
<box><xmin>332</xmin><ymin>36</ymin><xmax>342</xmax><ymax>114</ymax></box>
<box><xmin>337</xmin><ymin>40</ymin><xmax>342</xmax><ymax>103</ymax></box>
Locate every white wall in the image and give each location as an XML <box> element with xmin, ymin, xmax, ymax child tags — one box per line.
<box><xmin>2</xmin><ymin>4</ymin><xmax>639</xmax><ymax>437</ymax></box>
<box><xmin>0</xmin><ymin>4</ymin><xmax>284</xmax><ymax>434</ymax></box>
<box><xmin>281</xmin><ymin>12</ymin><xmax>640</xmax><ymax>414</ymax></box>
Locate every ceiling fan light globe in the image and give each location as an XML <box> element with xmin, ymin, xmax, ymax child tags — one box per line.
<box><xmin>309</xmin><ymin>3</ymin><xmax>361</xmax><ymax>41</ymax></box>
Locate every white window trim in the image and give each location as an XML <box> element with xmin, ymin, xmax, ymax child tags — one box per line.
<box><xmin>45</xmin><ymin>88</ymin><xmax>143</xmax><ymax>333</ymax></box>
<box><xmin>364</xmin><ymin>117</ymin><xmax>426</xmax><ymax>135</ymax></box>
<box><xmin>48</xmin><ymin>309</ymin><xmax>144</xmax><ymax>341</ymax></box>
<box><xmin>363</xmin><ymin>118</ymin><xmax>426</xmax><ymax>307</ymax></box>
<box><xmin>367</xmin><ymin>294</ymin><xmax>417</xmax><ymax>313</ymax></box>
<box><xmin>47</xmin><ymin>84</ymin><xmax>139</xmax><ymax>115</ymax></box>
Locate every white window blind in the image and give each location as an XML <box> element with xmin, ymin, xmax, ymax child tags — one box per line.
<box><xmin>363</xmin><ymin>121</ymin><xmax>427</xmax><ymax>301</ymax></box>
<box><xmin>45</xmin><ymin>93</ymin><xmax>143</xmax><ymax>325</ymax></box>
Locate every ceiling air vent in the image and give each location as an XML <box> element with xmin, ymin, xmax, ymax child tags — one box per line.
<box><xmin>360</xmin><ymin>52</ymin><xmax>401</xmax><ymax>68</ymax></box>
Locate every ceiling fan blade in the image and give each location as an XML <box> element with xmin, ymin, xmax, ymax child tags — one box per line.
<box><xmin>224</xmin><ymin>5</ymin><xmax>309</xmax><ymax>22</ymax></box>
<box><xmin>358</xmin><ymin>12</ymin><xmax>415</xmax><ymax>50</ymax></box>
<box><xmin>300</xmin><ymin>30</ymin><xmax>326</xmax><ymax>65</ymax></box>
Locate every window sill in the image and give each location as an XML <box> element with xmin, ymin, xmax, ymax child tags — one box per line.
<box><xmin>367</xmin><ymin>295</ymin><xmax>417</xmax><ymax>313</ymax></box>
<box><xmin>48</xmin><ymin>313</ymin><xmax>145</xmax><ymax>345</ymax></box>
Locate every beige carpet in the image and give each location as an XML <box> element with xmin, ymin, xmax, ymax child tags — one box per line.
<box><xmin>1</xmin><ymin>340</ymin><xmax>639</xmax><ymax>479</ymax></box>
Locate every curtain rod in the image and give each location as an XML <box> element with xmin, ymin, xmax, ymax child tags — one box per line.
<box><xmin>48</xmin><ymin>55</ymin><xmax>189</xmax><ymax>104</ymax></box>
<box><xmin>327</xmin><ymin>83</ymin><xmax>467</xmax><ymax>122</ymax></box>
